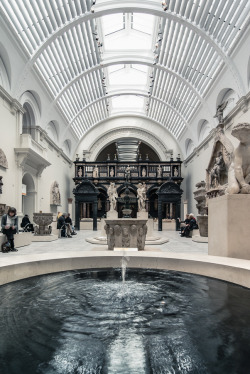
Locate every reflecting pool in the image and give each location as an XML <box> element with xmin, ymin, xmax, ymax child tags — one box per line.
<box><xmin>0</xmin><ymin>268</ymin><xmax>250</xmax><ymax>373</ymax></box>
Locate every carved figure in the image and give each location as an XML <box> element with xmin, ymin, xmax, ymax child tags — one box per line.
<box><xmin>125</xmin><ymin>165</ymin><xmax>131</xmax><ymax>182</ymax></box>
<box><xmin>214</xmin><ymin>101</ymin><xmax>228</xmax><ymax>124</ymax></box>
<box><xmin>137</xmin><ymin>183</ymin><xmax>146</xmax><ymax>211</ymax></box>
<box><xmin>157</xmin><ymin>165</ymin><xmax>162</xmax><ymax>178</ymax></box>
<box><xmin>142</xmin><ymin>168</ymin><xmax>146</xmax><ymax>177</ymax></box>
<box><xmin>110</xmin><ymin>167</ymin><xmax>114</xmax><ymax>177</ymax></box>
<box><xmin>51</xmin><ymin>181</ymin><xmax>61</xmax><ymax>205</ymax></box>
<box><xmin>227</xmin><ymin>123</ymin><xmax>250</xmax><ymax>194</ymax></box>
<box><xmin>93</xmin><ymin>165</ymin><xmax>99</xmax><ymax>178</ymax></box>
<box><xmin>174</xmin><ymin>167</ymin><xmax>179</xmax><ymax>177</ymax></box>
<box><xmin>77</xmin><ymin>167</ymin><xmax>83</xmax><ymax>177</ymax></box>
<box><xmin>0</xmin><ymin>149</ymin><xmax>8</xmax><ymax>169</ymax></box>
<box><xmin>210</xmin><ymin>151</ymin><xmax>226</xmax><ymax>188</ymax></box>
<box><xmin>122</xmin><ymin>227</ymin><xmax>130</xmax><ymax>247</ymax></box>
<box><xmin>108</xmin><ymin>182</ymin><xmax>118</xmax><ymax>211</ymax></box>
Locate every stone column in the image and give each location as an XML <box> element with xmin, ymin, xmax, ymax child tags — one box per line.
<box><xmin>158</xmin><ymin>199</ymin><xmax>162</xmax><ymax>231</ymax></box>
<box><xmin>170</xmin><ymin>203</ymin><xmax>173</xmax><ymax>219</ymax></box>
<box><xmin>75</xmin><ymin>201</ymin><xmax>80</xmax><ymax>230</ymax></box>
<box><xmin>93</xmin><ymin>200</ymin><xmax>97</xmax><ymax>231</ymax></box>
<box><xmin>83</xmin><ymin>203</ymin><xmax>86</xmax><ymax>218</ymax></box>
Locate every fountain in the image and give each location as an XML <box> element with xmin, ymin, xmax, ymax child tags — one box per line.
<box><xmin>32</xmin><ymin>213</ymin><xmax>57</xmax><ymax>242</ymax></box>
<box><xmin>0</xmin><ymin>269</ymin><xmax>250</xmax><ymax>373</ymax></box>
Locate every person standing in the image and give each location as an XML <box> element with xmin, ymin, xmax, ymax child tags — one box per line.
<box><xmin>1</xmin><ymin>207</ymin><xmax>18</xmax><ymax>252</ymax></box>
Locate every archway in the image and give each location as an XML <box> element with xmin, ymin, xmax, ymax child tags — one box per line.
<box><xmin>22</xmin><ymin>173</ymin><xmax>36</xmax><ymax>220</ymax></box>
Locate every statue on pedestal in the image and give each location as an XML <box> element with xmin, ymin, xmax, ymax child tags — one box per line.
<box><xmin>137</xmin><ymin>183</ymin><xmax>146</xmax><ymax>211</ymax></box>
<box><xmin>214</xmin><ymin>101</ymin><xmax>228</xmax><ymax>124</ymax></box>
<box><xmin>93</xmin><ymin>165</ymin><xmax>99</xmax><ymax>178</ymax></box>
<box><xmin>125</xmin><ymin>165</ymin><xmax>131</xmax><ymax>182</ymax></box>
<box><xmin>157</xmin><ymin>165</ymin><xmax>162</xmax><ymax>178</ymax></box>
<box><xmin>108</xmin><ymin>182</ymin><xmax>118</xmax><ymax>211</ymax></box>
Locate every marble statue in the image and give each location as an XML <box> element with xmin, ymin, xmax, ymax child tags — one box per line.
<box><xmin>174</xmin><ymin>167</ymin><xmax>179</xmax><ymax>177</ymax></box>
<box><xmin>227</xmin><ymin>123</ymin><xmax>250</xmax><ymax>194</ymax></box>
<box><xmin>108</xmin><ymin>182</ymin><xmax>118</xmax><ymax>211</ymax></box>
<box><xmin>137</xmin><ymin>183</ymin><xmax>146</xmax><ymax>211</ymax></box>
<box><xmin>0</xmin><ymin>149</ymin><xmax>8</xmax><ymax>169</ymax></box>
<box><xmin>125</xmin><ymin>165</ymin><xmax>131</xmax><ymax>181</ymax></box>
<box><xmin>142</xmin><ymin>168</ymin><xmax>146</xmax><ymax>177</ymax></box>
<box><xmin>93</xmin><ymin>165</ymin><xmax>99</xmax><ymax>178</ymax></box>
<box><xmin>110</xmin><ymin>167</ymin><xmax>114</xmax><ymax>177</ymax></box>
<box><xmin>210</xmin><ymin>151</ymin><xmax>226</xmax><ymax>188</ymax></box>
<box><xmin>51</xmin><ymin>181</ymin><xmax>61</xmax><ymax>205</ymax></box>
<box><xmin>157</xmin><ymin>165</ymin><xmax>162</xmax><ymax>177</ymax></box>
<box><xmin>214</xmin><ymin>101</ymin><xmax>228</xmax><ymax>124</ymax></box>
<box><xmin>77</xmin><ymin>167</ymin><xmax>83</xmax><ymax>177</ymax></box>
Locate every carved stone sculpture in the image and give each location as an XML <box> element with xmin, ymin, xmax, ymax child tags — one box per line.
<box><xmin>107</xmin><ymin>182</ymin><xmax>118</xmax><ymax>211</ymax></box>
<box><xmin>93</xmin><ymin>165</ymin><xmax>99</xmax><ymax>178</ymax></box>
<box><xmin>227</xmin><ymin>123</ymin><xmax>250</xmax><ymax>194</ymax></box>
<box><xmin>33</xmin><ymin>213</ymin><xmax>53</xmax><ymax>235</ymax></box>
<box><xmin>157</xmin><ymin>165</ymin><xmax>162</xmax><ymax>177</ymax></box>
<box><xmin>214</xmin><ymin>101</ymin><xmax>228</xmax><ymax>124</ymax></box>
<box><xmin>193</xmin><ymin>181</ymin><xmax>207</xmax><ymax>215</ymax></box>
<box><xmin>137</xmin><ymin>183</ymin><xmax>146</xmax><ymax>211</ymax></box>
<box><xmin>0</xmin><ymin>149</ymin><xmax>8</xmax><ymax>169</ymax></box>
<box><xmin>206</xmin><ymin>124</ymin><xmax>234</xmax><ymax>199</ymax></box>
<box><xmin>50</xmin><ymin>181</ymin><xmax>61</xmax><ymax>205</ymax></box>
<box><xmin>210</xmin><ymin>151</ymin><xmax>226</xmax><ymax>188</ymax></box>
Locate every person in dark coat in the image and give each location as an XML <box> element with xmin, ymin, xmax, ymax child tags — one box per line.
<box><xmin>1</xmin><ymin>207</ymin><xmax>18</xmax><ymax>252</ymax></box>
<box><xmin>179</xmin><ymin>214</ymin><xmax>190</xmax><ymax>235</ymax></box>
<box><xmin>21</xmin><ymin>214</ymin><xmax>34</xmax><ymax>232</ymax></box>
<box><xmin>57</xmin><ymin>213</ymin><xmax>72</xmax><ymax>238</ymax></box>
<box><xmin>65</xmin><ymin>213</ymin><xmax>77</xmax><ymax>235</ymax></box>
<box><xmin>181</xmin><ymin>214</ymin><xmax>198</xmax><ymax>237</ymax></box>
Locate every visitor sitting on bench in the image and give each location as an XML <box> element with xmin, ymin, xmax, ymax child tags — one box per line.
<box><xmin>21</xmin><ymin>214</ymin><xmax>34</xmax><ymax>232</ymax></box>
<box><xmin>179</xmin><ymin>214</ymin><xmax>190</xmax><ymax>235</ymax></box>
<box><xmin>57</xmin><ymin>213</ymin><xmax>72</xmax><ymax>238</ymax></box>
<box><xmin>181</xmin><ymin>213</ymin><xmax>198</xmax><ymax>237</ymax></box>
<box><xmin>65</xmin><ymin>213</ymin><xmax>77</xmax><ymax>235</ymax></box>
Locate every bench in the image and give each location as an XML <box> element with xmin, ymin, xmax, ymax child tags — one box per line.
<box><xmin>0</xmin><ymin>232</ymin><xmax>32</xmax><ymax>248</ymax></box>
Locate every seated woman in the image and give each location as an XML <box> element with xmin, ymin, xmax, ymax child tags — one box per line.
<box><xmin>1</xmin><ymin>207</ymin><xmax>18</xmax><ymax>252</ymax></box>
<box><xmin>181</xmin><ymin>213</ymin><xmax>198</xmax><ymax>237</ymax></box>
<box><xmin>21</xmin><ymin>214</ymin><xmax>34</xmax><ymax>232</ymax></box>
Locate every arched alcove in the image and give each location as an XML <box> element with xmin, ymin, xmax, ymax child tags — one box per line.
<box><xmin>63</xmin><ymin>139</ymin><xmax>71</xmax><ymax>157</ymax></box>
<box><xmin>22</xmin><ymin>102</ymin><xmax>36</xmax><ymax>139</ymax></box>
<box><xmin>198</xmin><ymin>120</ymin><xmax>210</xmax><ymax>142</ymax></box>
<box><xmin>46</xmin><ymin>121</ymin><xmax>59</xmax><ymax>142</ymax></box>
<box><xmin>0</xmin><ymin>42</ymin><xmax>11</xmax><ymax>90</ymax></box>
<box><xmin>22</xmin><ymin>173</ymin><xmax>36</xmax><ymax>220</ymax></box>
<box><xmin>185</xmin><ymin>139</ymin><xmax>195</xmax><ymax>157</ymax></box>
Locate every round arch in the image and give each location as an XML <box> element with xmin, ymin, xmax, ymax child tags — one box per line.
<box><xmin>22</xmin><ymin>173</ymin><xmax>36</xmax><ymax>220</ymax></box>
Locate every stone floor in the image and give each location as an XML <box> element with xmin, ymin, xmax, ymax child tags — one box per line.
<box><xmin>0</xmin><ymin>230</ymin><xmax>208</xmax><ymax>256</ymax></box>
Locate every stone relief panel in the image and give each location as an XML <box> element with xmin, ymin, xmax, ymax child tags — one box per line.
<box><xmin>50</xmin><ymin>181</ymin><xmax>61</xmax><ymax>206</ymax></box>
<box><xmin>0</xmin><ymin>149</ymin><xmax>8</xmax><ymax>169</ymax></box>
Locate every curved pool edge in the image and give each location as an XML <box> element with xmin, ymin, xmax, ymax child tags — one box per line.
<box><xmin>1</xmin><ymin>251</ymin><xmax>250</xmax><ymax>288</ymax></box>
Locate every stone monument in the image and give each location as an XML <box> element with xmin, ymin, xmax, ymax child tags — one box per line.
<box><xmin>208</xmin><ymin>122</ymin><xmax>250</xmax><ymax>259</ymax></box>
<box><xmin>193</xmin><ymin>181</ymin><xmax>208</xmax><ymax>242</ymax></box>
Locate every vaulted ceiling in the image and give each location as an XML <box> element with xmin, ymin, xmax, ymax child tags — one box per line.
<box><xmin>0</xmin><ymin>0</ymin><xmax>249</xmax><ymax>145</ymax></box>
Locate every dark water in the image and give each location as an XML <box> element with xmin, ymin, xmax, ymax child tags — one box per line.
<box><xmin>0</xmin><ymin>268</ymin><xmax>250</xmax><ymax>374</ymax></box>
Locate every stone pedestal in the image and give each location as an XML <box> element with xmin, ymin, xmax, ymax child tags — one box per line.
<box><xmin>105</xmin><ymin>219</ymin><xmax>148</xmax><ymax>250</ymax></box>
<box><xmin>197</xmin><ymin>215</ymin><xmax>208</xmax><ymax>237</ymax></box>
<box><xmin>208</xmin><ymin>195</ymin><xmax>250</xmax><ymax>259</ymax></box>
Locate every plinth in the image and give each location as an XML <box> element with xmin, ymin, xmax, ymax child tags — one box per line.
<box><xmin>208</xmin><ymin>194</ymin><xmax>250</xmax><ymax>259</ymax></box>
